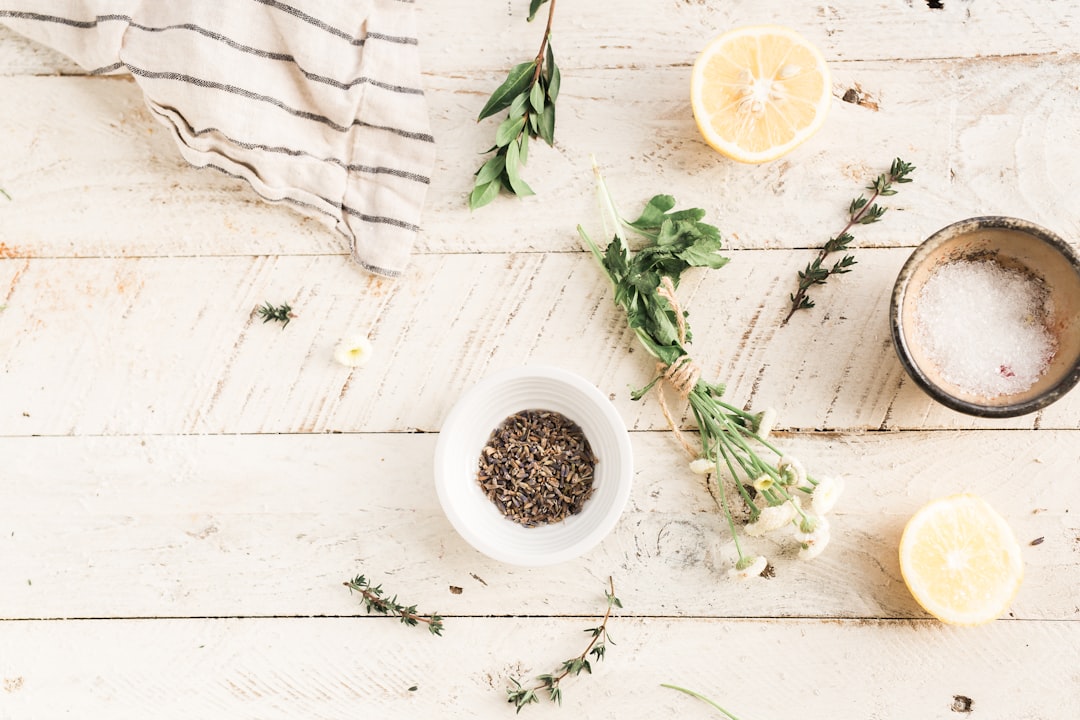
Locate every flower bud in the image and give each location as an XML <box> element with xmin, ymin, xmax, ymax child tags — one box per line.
<box><xmin>727</xmin><ymin>554</ymin><xmax>768</xmax><ymax>580</ymax></box>
<box><xmin>810</xmin><ymin>476</ymin><xmax>845</xmax><ymax>515</ymax></box>
<box><xmin>798</xmin><ymin>532</ymin><xmax>831</xmax><ymax>560</ymax></box>
<box><xmin>751</xmin><ymin>407</ymin><xmax>779</xmax><ymax>439</ymax></box>
<box><xmin>777</xmin><ymin>456</ymin><xmax>806</xmax><ymax>486</ymax></box>
<box><xmin>688</xmin><ymin>458</ymin><xmax>714</xmax><ymax>475</ymax></box>
<box><xmin>744</xmin><ymin>501</ymin><xmax>797</xmax><ymax>536</ymax></box>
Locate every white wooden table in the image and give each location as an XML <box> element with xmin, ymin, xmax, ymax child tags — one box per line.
<box><xmin>3</xmin><ymin>2</ymin><xmax>1080</xmax><ymax>717</ymax></box>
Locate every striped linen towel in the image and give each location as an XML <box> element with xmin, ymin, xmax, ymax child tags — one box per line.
<box><xmin>0</xmin><ymin>1</ymin><xmax>435</xmax><ymax>276</ymax></box>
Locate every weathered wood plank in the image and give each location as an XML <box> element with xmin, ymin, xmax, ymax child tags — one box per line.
<box><xmin>1</xmin><ymin>252</ymin><xmax>1077</xmax><ymax>436</ymax></box>
<box><xmin>3</xmin><ymin>431</ymin><xmax>1076</xmax><ymax>620</ymax></box>
<box><xmin>0</xmin><ymin>25</ymin><xmax>79</xmax><ymax>75</ymax></box>
<box><xmin>2</xmin><ymin>55</ymin><xmax>1079</xmax><ymax>258</ymax></box>
<box><xmin>4</xmin><ymin>1</ymin><xmax>1080</xmax><ymax>77</ymax></box>
<box><xmin>1</xmin><ymin>616</ymin><xmax>1076</xmax><ymax>718</ymax></box>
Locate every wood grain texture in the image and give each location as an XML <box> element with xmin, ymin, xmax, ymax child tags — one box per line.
<box><xmin>2</xmin><ymin>3</ymin><xmax>1080</xmax><ymax>718</ymax></box>
<box><xmin>1</xmin><ymin>617</ymin><xmax>1077</xmax><ymax>719</ymax></box>
<box><xmin>1</xmin><ymin>56</ymin><xmax>1079</xmax><ymax>257</ymax></box>
<box><xmin>3</xmin><ymin>431</ymin><xmax>1077</xmax><ymax>620</ymax></box>
<box><xmin>2</xmin><ymin>252</ymin><xmax>1079</xmax><ymax>436</ymax></box>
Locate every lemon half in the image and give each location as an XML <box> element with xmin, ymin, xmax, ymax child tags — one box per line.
<box><xmin>899</xmin><ymin>494</ymin><xmax>1024</xmax><ymax>626</ymax></box>
<box><xmin>691</xmin><ymin>25</ymin><xmax>831</xmax><ymax>163</ymax></box>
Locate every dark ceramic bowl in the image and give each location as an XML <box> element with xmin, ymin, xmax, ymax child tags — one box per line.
<box><xmin>891</xmin><ymin>216</ymin><xmax>1080</xmax><ymax>418</ymax></box>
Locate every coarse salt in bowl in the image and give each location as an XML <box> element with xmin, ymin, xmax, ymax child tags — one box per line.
<box><xmin>434</xmin><ymin>365</ymin><xmax>633</xmax><ymax>566</ymax></box>
<box><xmin>891</xmin><ymin>216</ymin><xmax>1080</xmax><ymax>417</ymax></box>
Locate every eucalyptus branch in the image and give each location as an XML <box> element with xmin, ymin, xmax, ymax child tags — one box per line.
<box><xmin>783</xmin><ymin>157</ymin><xmax>915</xmax><ymax>323</ymax></box>
<box><xmin>343</xmin><ymin>574</ymin><xmax>445</xmax><ymax>636</ymax></box>
<box><xmin>506</xmin><ymin>576</ymin><xmax>621</xmax><ymax>712</ymax></box>
<box><xmin>469</xmin><ymin>0</ymin><xmax>561</xmax><ymax>210</ymax></box>
<box><xmin>255</xmin><ymin>300</ymin><xmax>295</xmax><ymax>328</ymax></box>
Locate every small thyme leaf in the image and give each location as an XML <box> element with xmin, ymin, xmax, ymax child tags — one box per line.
<box><xmin>255</xmin><ymin>301</ymin><xmax>294</xmax><ymax>328</ymax></box>
<box><xmin>505</xmin><ymin>576</ymin><xmax>618</xmax><ymax>712</ymax></box>
<box><xmin>343</xmin><ymin>574</ymin><xmax>444</xmax><ymax>636</ymax></box>
<box><xmin>783</xmin><ymin>157</ymin><xmax>915</xmax><ymax>323</ymax></box>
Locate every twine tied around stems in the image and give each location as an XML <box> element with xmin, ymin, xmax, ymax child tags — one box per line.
<box><xmin>653</xmin><ymin>277</ymin><xmax>702</xmax><ymax>458</ymax></box>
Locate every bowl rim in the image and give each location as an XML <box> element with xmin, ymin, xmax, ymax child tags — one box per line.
<box><xmin>433</xmin><ymin>364</ymin><xmax>634</xmax><ymax>566</ymax></box>
<box><xmin>890</xmin><ymin>215</ymin><xmax>1080</xmax><ymax>418</ymax></box>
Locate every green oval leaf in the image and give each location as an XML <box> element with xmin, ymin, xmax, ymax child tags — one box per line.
<box><xmin>477</xmin><ymin>61</ymin><xmax>536</xmax><ymax>121</ymax></box>
<box><xmin>469</xmin><ymin>178</ymin><xmax>500</xmax><ymax>210</ymax></box>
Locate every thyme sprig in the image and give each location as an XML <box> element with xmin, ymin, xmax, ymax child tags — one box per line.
<box><xmin>343</xmin><ymin>574</ymin><xmax>444</xmax><ymax>636</ymax></box>
<box><xmin>255</xmin><ymin>301</ymin><xmax>294</xmax><ymax>328</ymax></box>
<box><xmin>783</xmin><ymin>157</ymin><xmax>915</xmax><ymax>323</ymax></box>
<box><xmin>579</xmin><ymin>161</ymin><xmax>841</xmax><ymax>577</ymax></box>
<box><xmin>506</xmin><ymin>576</ymin><xmax>621</xmax><ymax>712</ymax></box>
<box><xmin>469</xmin><ymin>0</ymin><xmax>560</xmax><ymax>210</ymax></box>
<box><xmin>0</xmin><ymin>188</ymin><xmax>10</xmax><ymax>201</ymax></box>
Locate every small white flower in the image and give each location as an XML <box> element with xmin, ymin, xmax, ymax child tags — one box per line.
<box><xmin>334</xmin><ymin>335</ymin><xmax>374</xmax><ymax>368</ymax></box>
<box><xmin>753</xmin><ymin>407</ymin><xmax>778</xmax><ymax>439</ymax></box>
<box><xmin>752</xmin><ymin>474</ymin><xmax>774</xmax><ymax>493</ymax></box>
<box><xmin>777</xmin><ymin>456</ymin><xmax>806</xmax><ymax>487</ymax></box>
<box><xmin>744</xmin><ymin>501</ymin><xmax>798</xmax><ymax>536</ymax></box>
<box><xmin>810</xmin><ymin>476</ymin><xmax>845</xmax><ymax>515</ymax></box>
<box><xmin>794</xmin><ymin>514</ymin><xmax>830</xmax><ymax>542</ymax></box>
<box><xmin>727</xmin><ymin>555</ymin><xmax>768</xmax><ymax>580</ymax></box>
<box><xmin>798</xmin><ymin>531</ymin><xmax>831</xmax><ymax>561</ymax></box>
<box><xmin>688</xmin><ymin>458</ymin><xmax>714</xmax><ymax>475</ymax></box>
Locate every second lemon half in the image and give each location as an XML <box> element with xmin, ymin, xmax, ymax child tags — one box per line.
<box><xmin>691</xmin><ymin>25</ymin><xmax>831</xmax><ymax>164</ymax></box>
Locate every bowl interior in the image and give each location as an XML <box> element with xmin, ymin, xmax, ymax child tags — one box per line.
<box><xmin>434</xmin><ymin>367</ymin><xmax>633</xmax><ymax>566</ymax></box>
<box><xmin>895</xmin><ymin>220</ymin><xmax>1080</xmax><ymax>414</ymax></box>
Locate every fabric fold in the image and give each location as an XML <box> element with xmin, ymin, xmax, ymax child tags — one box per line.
<box><xmin>1</xmin><ymin>0</ymin><xmax>435</xmax><ymax>276</ymax></box>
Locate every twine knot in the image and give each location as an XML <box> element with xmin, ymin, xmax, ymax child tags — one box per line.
<box><xmin>651</xmin><ymin>276</ymin><xmax>702</xmax><ymax>458</ymax></box>
<box><xmin>662</xmin><ymin>355</ymin><xmax>701</xmax><ymax>397</ymax></box>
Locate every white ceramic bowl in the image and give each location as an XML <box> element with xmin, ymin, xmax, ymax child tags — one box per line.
<box><xmin>434</xmin><ymin>365</ymin><xmax>633</xmax><ymax>566</ymax></box>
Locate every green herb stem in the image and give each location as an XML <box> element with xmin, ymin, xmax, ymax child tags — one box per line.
<box><xmin>469</xmin><ymin>0</ymin><xmax>561</xmax><ymax>210</ymax></box>
<box><xmin>507</xmin><ymin>576</ymin><xmax>620</xmax><ymax>712</ymax></box>
<box><xmin>343</xmin><ymin>575</ymin><xmax>444</xmax><ymax>636</ymax></box>
<box><xmin>783</xmin><ymin>157</ymin><xmax>915</xmax><ymax>323</ymax></box>
<box><xmin>661</xmin><ymin>684</ymin><xmax>744</xmax><ymax>720</ymax></box>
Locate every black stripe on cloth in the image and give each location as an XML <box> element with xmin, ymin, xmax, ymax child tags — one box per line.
<box><xmin>126</xmin><ymin>63</ymin><xmax>435</xmax><ymax>142</ymax></box>
<box><xmin>201</xmin><ymin>163</ymin><xmax>409</xmax><ymax>277</ymax></box>
<box><xmin>0</xmin><ymin>11</ymin><xmax>423</xmax><ymax>95</ymax></box>
<box><xmin>151</xmin><ymin>105</ymin><xmax>431</xmax><ymax>184</ymax></box>
<box><xmin>89</xmin><ymin>61</ymin><xmax>125</xmax><ymax>74</ymax></box>
<box><xmin>251</xmin><ymin>0</ymin><xmax>417</xmax><ymax>45</ymax></box>
<box><xmin>0</xmin><ymin>10</ymin><xmax>125</xmax><ymax>27</ymax></box>
<box><xmin>340</xmin><ymin>204</ymin><xmax>420</xmax><ymax>232</ymax></box>
<box><xmin>204</xmin><ymin>161</ymin><xmax>420</xmax><ymax>233</ymax></box>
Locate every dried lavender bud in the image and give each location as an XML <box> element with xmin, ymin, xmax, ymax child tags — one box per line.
<box><xmin>477</xmin><ymin>409</ymin><xmax>597</xmax><ymax>527</ymax></box>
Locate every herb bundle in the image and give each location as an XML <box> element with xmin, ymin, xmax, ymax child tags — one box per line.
<box><xmin>783</xmin><ymin>157</ymin><xmax>915</xmax><ymax>323</ymax></box>
<box><xmin>578</xmin><ymin>163</ymin><xmax>843</xmax><ymax>576</ymax></box>
<box><xmin>470</xmin><ymin>0</ymin><xmax>561</xmax><ymax>210</ymax></box>
<box><xmin>507</xmin><ymin>576</ymin><xmax>620</xmax><ymax>712</ymax></box>
<box><xmin>344</xmin><ymin>574</ymin><xmax>444</xmax><ymax>636</ymax></box>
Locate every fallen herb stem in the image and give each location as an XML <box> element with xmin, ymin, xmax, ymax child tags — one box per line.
<box><xmin>507</xmin><ymin>576</ymin><xmax>620</xmax><ymax>712</ymax></box>
<box><xmin>343</xmin><ymin>575</ymin><xmax>444</xmax><ymax>636</ymax></box>
<box><xmin>661</xmin><ymin>684</ymin><xmax>744</xmax><ymax>720</ymax></box>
